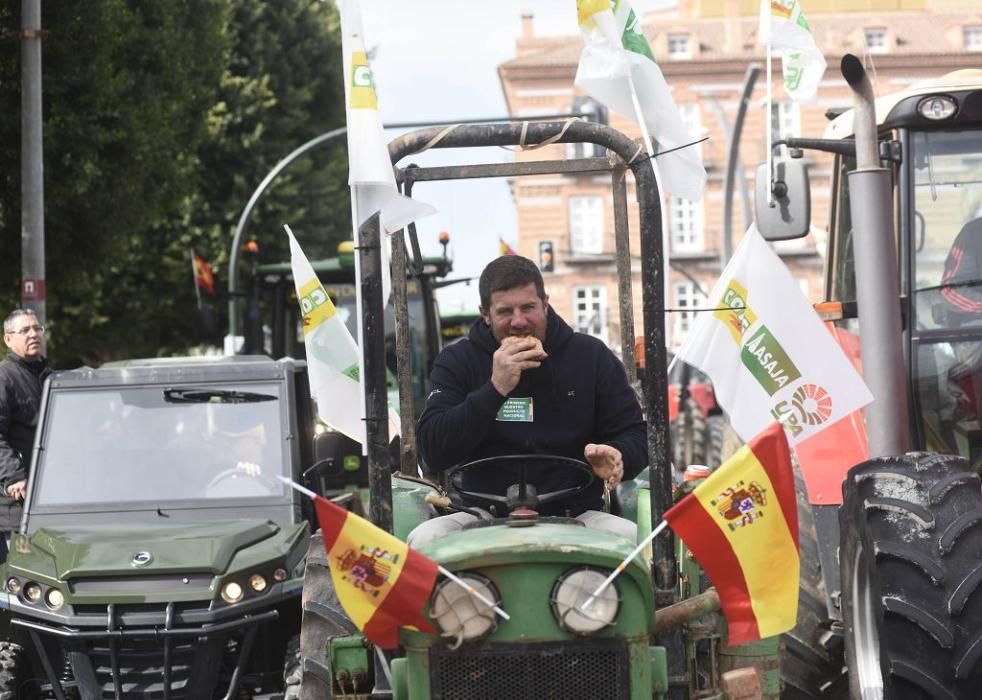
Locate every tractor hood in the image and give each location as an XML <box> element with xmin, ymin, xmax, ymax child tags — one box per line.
<box><xmin>12</xmin><ymin>520</ymin><xmax>281</xmax><ymax>581</ymax></box>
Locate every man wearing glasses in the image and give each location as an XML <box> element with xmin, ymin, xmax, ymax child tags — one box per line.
<box><xmin>0</xmin><ymin>309</ymin><xmax>51</xmax><ymax>560</ymax></box>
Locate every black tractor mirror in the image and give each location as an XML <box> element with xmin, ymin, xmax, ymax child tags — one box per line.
<box><xmin>755</xmin><ymin>158</ymin><xmax>811</xmax><ymax>241</ymax></box>
<box><xmin>305</xmin><ymin>431</ymin><xmax>346</xmax><ymax>490</ymax></box>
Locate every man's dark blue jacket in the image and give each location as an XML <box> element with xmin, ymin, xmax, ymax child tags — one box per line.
<box><xmin>416</xmin><ymin>307</ymin><xmax>646</xmax><ymax>516</ymax></box>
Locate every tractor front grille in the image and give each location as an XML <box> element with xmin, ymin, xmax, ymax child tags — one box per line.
<box><xmin>429</xmin><ymin>639</ymin><xmax>630</xmax><ymax>700</ymax></box>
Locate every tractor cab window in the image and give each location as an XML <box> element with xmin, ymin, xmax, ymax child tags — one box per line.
<box><xmin>910</xmin><ymin>129</ymin><xmax>982</xmax><ymax>465</ymax></box>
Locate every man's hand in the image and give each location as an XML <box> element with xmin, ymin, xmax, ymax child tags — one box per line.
<box><xmin>491</xmin><ymin>336</ymin><xmax>548</xmax><ymax>396</ymax></box>
<box><xmin>5</xmin><ymin>479</ymin><xmax>27</xmax><ymax>502</ymax></box>
<box><xmin>584</xmin><ymin>444</ymin><xmax>624</xmax><ymax>490</ymax></box>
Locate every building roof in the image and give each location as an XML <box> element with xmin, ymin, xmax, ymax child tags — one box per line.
<box><xmin>500</xmin><ymin>11</ymin><xmax>982</xmax><ymax>72</ymax></box>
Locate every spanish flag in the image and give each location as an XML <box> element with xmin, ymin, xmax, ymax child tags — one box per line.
<box><xmin>664</xmin><ymin>422</ymin><xmax>798</xmax><ymax>645</ymax></box>
<box><xmin>191</xmin><ymin>249</ymin><xmax>215</xmax><ymax>295</ymax></box>
<box><xmin>315</xmin><ymin>495</ymin><xmax>438</xmax><ymax>648</ymax></box>
<box><xmin>499</xmin><ymin>237</ymin><xmax>517</xmax><ymax>256</ymax></box>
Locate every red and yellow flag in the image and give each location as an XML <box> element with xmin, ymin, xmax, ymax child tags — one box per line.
<box><xmin>499</xmin><ymin>237</ymin><xmax>517</xmax><ymax>256</ymax></box>
<box><xmin>191</xmin><ymin>249</ymin><xmax>215</xmax><ymax>295</ymax></box>
<box><xmin>314</xmin><ymin>495</ymin><xmax>438</xmax><ymax>648</ymax></box>
<box><xmin>665</xmin><ymin>422</ymin><xmax>798</xmax><ymax>645</ymax></box>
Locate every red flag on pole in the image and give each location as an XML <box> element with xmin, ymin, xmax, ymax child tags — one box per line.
<box><xmin>664</xmin><ymin>422</ymin><xmax>799</xmax><ymax>645</ymax></box>
<box><xmin>314</xmin><ymin>495</ymin><xmax>438</xmax><ymax>648</ymax></box>
<box><xmin>191</xmin><ymin>249</ymin><xmax>215</xmax><ymax>295</ymax></box>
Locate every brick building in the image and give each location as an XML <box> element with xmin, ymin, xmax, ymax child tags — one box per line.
<box><xmin>497</xmin><ymin>0</ymin><xmax>982</xmax><ymax>350</ymax></box>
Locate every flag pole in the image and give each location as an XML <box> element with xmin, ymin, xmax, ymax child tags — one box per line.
<box><xmin>190</xmin><ymin>248</ymin><xmax>202</xmax><ymax>310</ymax></box>
<box><xmin>276</xmin><ymin>477</ymin><xmax>510</xmax><ymax>620</ymax></box>
<box><xmin>581</xmin><ymin>519</ymin><xmax>672</xmax><ymax>611</ymax></box>
<box><xmin>765</xmin><ymin>28</ymin><xmax>774</xmax><ymax>206</ymax></box>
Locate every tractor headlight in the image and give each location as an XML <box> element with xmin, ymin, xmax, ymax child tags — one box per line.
<box><xmin>551</xmin><ymin>567</ymin><xmax>619</xmax><ymax>634</ymax></box>
<box><xmin>248</xmin><ymin>574</ymin><xmax>268</xmax><ymax>593</ymax></box>
<box><xmin>430</xmin><ymin>572</ymin><xmax>499</xmax><ymax>646</ymax></box>
<box><xmin>221</xmin><ymin>581</ymin><xmax>244</xmax><ymax>604</ymax></box>
<box><xmin>45</xmin><ymin>588</ymin><xmax>64</xmax><ymax>610</ymax></box>
<box><xmin>917</xmin><ymin>95</ymin><xmax>957</xmax><ymax>121</ymax></box>
<box><xmin>6</xmin><ymin>578</ymin><xmax>20</xmax><ymax>595</ymax></box>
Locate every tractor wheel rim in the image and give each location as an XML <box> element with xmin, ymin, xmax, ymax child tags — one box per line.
<box><xmin>852</xmin><ymin>543</ymin><xmax>884</xmax><ymax>699</ymax></box>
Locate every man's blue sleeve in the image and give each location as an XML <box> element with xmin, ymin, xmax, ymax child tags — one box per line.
<box><xmin>594</xmin><ymin>351</ymin><xmax>647</xmax><ymax>479</ymax></box>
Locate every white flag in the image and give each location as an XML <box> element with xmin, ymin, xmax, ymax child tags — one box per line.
<box><xmin>758</xmin><ymin>0</ymin><xmax>826</xmax><ymax>101</ymax></box>
<box><xmin>575</xmin><ymin>0</ymin><xmax>706</xmax><ymax>202</ymax></box>
<box><xmin>675</xmin><ymin>226</ymin><xmax>872</xmax><ymax>446</ymax></box>
<box><xmin>286</xmin><ymin>227</ymin><xmax>399</xmax><ymax>443</ymax></box>
<box><xmin>338</xmin><ymin>0</ymin><xmax>436</xmax><ymax>303</ymax></box>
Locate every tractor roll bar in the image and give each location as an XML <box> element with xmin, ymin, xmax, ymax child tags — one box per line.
<box><xmin>358</xmin><ymin>120</ymin><xmax>678</xmax><ymax>593</ymax></box>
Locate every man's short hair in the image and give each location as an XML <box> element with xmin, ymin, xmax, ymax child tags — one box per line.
<box><xmin>479</xmin><ymin>256</ymin><xmax>546</xmax><ymax>308</ymax></box>
<box><xmin>3</xmin><ymin>309</ymin><xmax>37</xmax><ymax>335</ymax></box>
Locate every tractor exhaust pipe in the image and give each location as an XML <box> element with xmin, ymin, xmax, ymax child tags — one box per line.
<box><xmin>841</xmin><ymin>54</ymin><xmax>910</xmax><ymax>457</ymax></box>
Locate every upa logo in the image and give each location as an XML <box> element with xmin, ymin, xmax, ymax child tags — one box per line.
<box><xmin>711</xmin><ymin>480</ymin><xmax>767</xmax><ymax>531</ymax></box>
<box><xmin>771</xmin><ymin>383</ymin><xmax>833</xmax><ymax>436</ymax></box>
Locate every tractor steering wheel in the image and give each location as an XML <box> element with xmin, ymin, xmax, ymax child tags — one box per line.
<box><xmin>444</xmin><ymin>453</ymin><xmax>595</xmax><ymax>512</ymax></box>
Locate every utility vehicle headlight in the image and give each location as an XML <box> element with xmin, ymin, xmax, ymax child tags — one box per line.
<box><xmin>6</xmin><ymin>578</ymin><xmax>20</xmax><ymax>594</ymax></box>
<box><xmin>23</xmin><ymin>582</ymin><xmax>42</xmax><ymax>604</ymax></box>
<box><xmin>45</xmin><ymin>588</ymin><xmax>64</xmax><ymax>610</ymax></box>
<box><xmin>430</xmin><ymin>572</ymin><xmax>499</xmax><ymax>647</ymax></box>
<box><xmin>249</xmin><ymin>574</ymin><xmax>268</xmax><ymax>593</ymax></box>
<box><xmin>272</xmin><ymin>568</ymin><xmax>287</xmax><ymax>582</ymax></box>
<box><xmin>221</xmin><ymin>581</ymin><xmax>244</xmax><ymax>604</ymax></box>
<box><xmin>551</xmin><ymin>567</ymin><xmax>619</xmax><ymax>634</ymax></box>
<box><xmin>918</xmin><ymin>95</ymin><xmax>957</xmax><ymax>121</ymax></box>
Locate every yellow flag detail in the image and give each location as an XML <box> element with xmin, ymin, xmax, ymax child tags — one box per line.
<box><xmin>350</xmin><ymin>50</ymin><xmax>378</xmax><ymax>110</ymax></box>
<box><xmin>577</xmin><ymin>0</ymin><xmax>610</xmax><ymax>25</ymax></box>
<box><xmin>298</xmin><ymin>278</ymin><xmax>337</xmax><ymax>336</ymax></box>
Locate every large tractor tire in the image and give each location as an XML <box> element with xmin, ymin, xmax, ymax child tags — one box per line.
<box><xmin>0</xmin><ymin>641</ymin><xmax>28</xmax><ymax>700</ymax></box>
<box><xmin>298</xmin><ymin>532</ymin><xmax>359</xmax><ymax>700</ymax></box>
<box><xmin>675</xmin><ymin>398</ymin><xmax>708</xmax><ymax>468</ymax></box>
<box><xmin>840</xmin><ymin>452</ymin><xmax>982</xmax><ymax>699</ymax></box>
<box><xmin>781</xmin><ymin>462</ymin><xmax>848</xmax><ymax>699</ymax></box>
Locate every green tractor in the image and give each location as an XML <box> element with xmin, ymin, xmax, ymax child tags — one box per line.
<box><xmin>293</xmin><ymin>120</ymin><xmax>782</xmax><ymax>700</ymax></box>
<box><xmin>0</xmin><ymin>355</ymin><xmax>337</xmax><ymax>698</ymax></box>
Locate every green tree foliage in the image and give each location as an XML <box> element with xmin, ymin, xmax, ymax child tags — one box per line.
<box><xmin>0</xmin><ymin>1</ymin><xmax>350</xmax><ymax>366</ymax></box>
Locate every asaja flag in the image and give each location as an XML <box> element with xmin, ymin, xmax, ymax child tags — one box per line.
<box><xmin>758</xmin><ymin>0</ymin><xmax>826</xmax><ymax>101</ymax></box>
<box><xmin>315</xmin><ymin>494</ymin><xmax>438</xmax><ymax>648</ymax></box>
<box><xmin>191</xmin><ymin>249</ymin><xmax>215</xmax><ymax>295</ymax></box>
<box><xmin>676</xmin><ymin>226</ymin><xmax>872</xmax><ymax>446</ymax></box>
<box><xmin>665</xmin><ymin>422</ymin><xmax>798</xmax><ymax>645</ymax></box>
<box><xmin>339</xmin><ymin>0</ymin><xmax>436</xmax><ymax>304</ymax></box>
<box><xmin>575</xmin><ymin>0</ymin><xmax>706</xmax><ymax>202</ymax></box>
<box><xmin>287</xmin><ymin>227</ymin><xmax>366</xmax><ymax>443</ymax></box>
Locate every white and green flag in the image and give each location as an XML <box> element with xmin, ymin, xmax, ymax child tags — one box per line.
<box><xmin>575</xmin><ymin>0</ymin><xmax>706</xmax><ymax>202</ymax></box>
<box><xmin>675</xmin><ymin>226</ymin><xmax>872</xmax><ymax>446</ymax></box>
<box><xmin>287</xmin><ymin>226</ymin><xmax>399</xmax><ymax>444</ymax></box>
<box><xmin>758</xmin><ymin>0</ymin><xmax>826</xmax><ymax>101</ymax></box>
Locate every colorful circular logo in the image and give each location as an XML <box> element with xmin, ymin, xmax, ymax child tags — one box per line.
<box><xmin>790</xmin><ymin>383</ymin><xmax>833</xmax><ymax>426</ymax></box>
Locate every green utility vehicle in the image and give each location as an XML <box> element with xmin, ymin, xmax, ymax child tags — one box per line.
<box><xmin>294</xmin><ymin>120</ymin><xmax>773</xmax><ymax>700</ymax></box>
<box><xmin>0</xmin><ymin>355</ymin><xmax>334</xmax><ymax>699</ymax></box>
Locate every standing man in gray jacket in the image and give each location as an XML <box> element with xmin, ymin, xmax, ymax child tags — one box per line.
<box><xmin>0</xmin><ymin>309</ymin><xmax>51</xmax><ymax>560</ymax></box>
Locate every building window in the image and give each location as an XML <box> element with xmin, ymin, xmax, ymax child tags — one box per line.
<box><xmin>670</xmin><ymin>196</ymin><xmax>703</xmax><ymax>252</ymax></box>
<box><xmin>965</xmin><ymin>26</ymin><xmax>982</xmax><ymax>51</ymax></box>
<box><xmin>569</xmin><ymin>195</ymin><xmax>604</xmax><ymax>254</ymax></box>
<box><xmin>667</xmin><ymin>34</ymin><xmax>691</xmax><ymax>60</ymax></box>
<box><xmin>770</xmin><ymin>100</ymin><xmax>800</xmax><ymax>156</ymax></box>
<box><xmin>573</xmin><ymin>285</ymin><xmax>608</xmax><ymax>343</ymax></box>
<box><xmin>864</xmin><ymin>27</ymin><xmax>888</xmax><ymax>54</ymax></box>
<box><xmin>677</xmin><ymin>102</ymin><xmax>702</xmax><ymax>159</ymax></box>
<box><xmin>673</xmin><ymin>281</ymin><xmax>701</xmax><ymax>344</ymax></box>
<box><xmin>567</xmin><ymin>97</ymin><xmax>608</xmax><ymax>159</ymax></box>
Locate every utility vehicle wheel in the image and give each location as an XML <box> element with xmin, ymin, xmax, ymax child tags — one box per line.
<box><xmin>0</xmin><ymin>641</ymin><xmax>29</xmax><ymax>700</ymax></box>
<box><xmin>840</xmin><ymin>452</ymin><xmax>982</xmax><ymax>699</ymax></box>
<box><xmin>781</xmin><ymin>460</ymin><xmax>847</xmax><ymax>700</ymax></box>
<box><xmin>299</xmin><ymin>532</ymin><xmax>359</xmax><ymax>700</ymax></box>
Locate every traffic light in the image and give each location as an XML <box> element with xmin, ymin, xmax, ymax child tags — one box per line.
<box><xmin>539</xmin><ymin>240</ymin><xmax>555</xmax><ymax>273</ymax></box>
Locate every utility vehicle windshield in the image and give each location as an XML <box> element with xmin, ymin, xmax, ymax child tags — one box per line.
<box><xmin>32</xmin><ymin>381</ymin><xmax>289</xmax><ymax>508</ymax></box>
